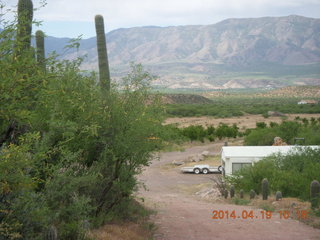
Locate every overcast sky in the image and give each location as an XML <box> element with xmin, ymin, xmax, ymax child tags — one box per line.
<box><xmin>1</xmin><ymin>0</ymin><xmax>320</xmax><ymax>38</ymax></box>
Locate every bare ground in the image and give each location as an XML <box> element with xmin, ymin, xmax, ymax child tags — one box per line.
<box><xmin>165</xmin><ymin>114</ymin><xmax>320</xmax><ymax>129</ymax></box>
<box><xmin>137</xmin><ymin>142</ymin><xmax>320</xmax><ymax>240</ymax></box>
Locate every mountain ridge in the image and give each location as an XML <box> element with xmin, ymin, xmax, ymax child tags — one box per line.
<box><xmin>32</xmin><ymin>15</ymin><xmax>320</xmax><ymax>89</ymax></box>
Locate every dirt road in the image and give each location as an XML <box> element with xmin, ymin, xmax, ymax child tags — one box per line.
<box><xmin>138</xmin><ymin>143</ymin><xmax>320</xmax><ymax>240</ymax></box>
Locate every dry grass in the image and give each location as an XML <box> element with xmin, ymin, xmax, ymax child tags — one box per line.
<box><xmin>251</xmin><ymin>197</ymin><xmax>320</xmax><ymax>228</ymax></box>
<box><xmin>159</xmin><ymin>162</ymin><xmax>177</xmax><ymax>170</ymax></box>
<box><xmin>251</xmin><ymin>197</ymin><xmax>309</xmax><ymax>211</ymax></box>
<box><xmin>202</xmin><ymin>86</ymin><xmax>320</xmax><ymax>99</ymax></box>
<box><xmin>177</xmin><ymin>182</ymin><xmax>213</xmax><ymax>195</ymax></box>
<box><xmin>165</xmin><ymin>114</ymin><xmax>320</xmax><ymax>129</ymax></box>
<box><xmin>88</xmin><ymin>222</ymin><xmax>154</xmax><ymax>240</ymax></box>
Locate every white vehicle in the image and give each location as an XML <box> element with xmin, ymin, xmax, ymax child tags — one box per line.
<box><xmin>181</xmin><ymin>164</ymin><xmax>222</xmax><ymax>174</ymax></box>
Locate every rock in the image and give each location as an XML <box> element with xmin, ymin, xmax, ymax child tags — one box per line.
<box><xmin>195</xmin><ymin>188</ymin><xmax>220</xmax><ymax>200</ymax></box>
<box><xmin>272</xmin><ymin>201</ymin><xmax>280</xmax><ymax>208</ymax></box>
<box><xmin>273</xmin><ymin>137</ymin><xmax>288</xmax><ymax>146</ymax></box>
<box><xmin>201</xmin><ymin>151</ymin><xmax>210</xmax><ymax>157</ymax></box>
<box><xmin>186</xmin><ymin>156</ymin><xmax>193</xmax><ymax>163</ymax></box>
<box><xmin>172</xmin><ymin>160</ymin><xmax>184</xmax><ymax>166</ymax></box>
<box><xmin>268</xmin><ymin>111</ymin><xmax>286</xmax><ymax>117</ymax></box>
<box><xmin>193</xmin><ymin>154</ymin><xmax>204</xmax><ymax>162</ymax></box>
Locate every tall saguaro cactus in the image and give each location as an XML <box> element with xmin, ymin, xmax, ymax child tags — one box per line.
<box><xmin>35</xmin><ymin>30</ymin><xmax>45</xmax><ymax>71</ymax></box>
<box><xmin>95</xmin><ymin>15</ymin><xmax>111</xmax><ymax>91</ymax></box>
<box><xmin>230</xmin><ymin>185</ymin><xmax>235</xmax><ymax>198</ymax></box>
<box><xmin>16</xmin><ymin>0</ymin><xmax>33</xmax><ymax>55</ymax></box>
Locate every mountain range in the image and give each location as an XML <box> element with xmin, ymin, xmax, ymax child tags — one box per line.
<box><xmin>39</xmin><ymin>15</ymin><xmax>320</xmax><ymax>89</ymax></box>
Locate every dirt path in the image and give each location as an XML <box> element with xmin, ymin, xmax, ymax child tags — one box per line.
<box><xmin>137</xmin><ymin>143</ymin><xmax>320</xmax><ymax>240</ymax></box>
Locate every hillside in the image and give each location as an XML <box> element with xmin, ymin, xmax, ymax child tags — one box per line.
<box><xmin>257</xmin><ymin>86</ymin><xmax>320</xmax><ymax>98</ymax></box>
<box><xmin>202</xmin><ymin>86</ymin><xmax>320</xmax><ymax>99</ymax></box>
<box><xmin>39</xmin><ymin>15</ymin><xmax>320</xmax><ymax>89</ymax></box>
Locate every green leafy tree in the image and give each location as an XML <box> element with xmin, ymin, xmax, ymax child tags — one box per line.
<box><xmin>0</xmin><ymin>4</ymin><xmax>164</xmax><ymax>238</ymax></box>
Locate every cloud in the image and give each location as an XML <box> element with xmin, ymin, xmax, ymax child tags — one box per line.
<box><xmin>9</xmin><ymin>0</ymin><xmax>317</xmax><ymax>22</ymax></box>
<box><xmin>1</xmin><ymin>0</ymin><xmax>320</xmax><ymax>37</ymax></box>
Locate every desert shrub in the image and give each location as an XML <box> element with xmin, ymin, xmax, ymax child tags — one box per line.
<box><xmin>207</xmin><ymin>126</ymin><xmax>215</xmax><ymax>135</ymax></box>
<box><xmin>277</xmin><ymin>121</ymin><xmax>301</xmax><ymax>144</ymax></box>
<box><xmin>256</xmin><ymin>122</ymin><xmax>267</xmax><ymax>128</ymax></box>
<box><xmin>259</xmin><ymin>203</ymin><xmax>275</xmax><ymax>212</ymax></box>
<box><xmin>160</xmin><ymin>123</ymin><xmax>239</xmax><ymax>143</ymax></box>
<box><xmin>269</xmin><ymin>122</ymin><xmax>279</xmax><ymax>128</ymax></box>
<box><xmin>181</xmin><ymin>125</ymin><xmax>206</xmax><ymax>142</ymax></box>
<box><xmin>244</xmin><ymin>120</ymin><xmax>320</xmax><ymax>146</ymax></box>
<box><xmin>215</xmin><ymin>123</ymin><xmax>239</xmax><ymax>139</ymax></box>
<box><xmin>244</xmin><ymin>128</ymin><xmax>277</xmax><ymax>146</ymax></box>
<box><xmin>0</xmin><ymin>8</ymin><xmax>164</xmax><ymax>238</ymax></box>
<box><xmin>298</xmin><ymin>125</ymin><xmax>320</xmax><ymax>145</ymax></box>
<box><xmin>165</xmin><ymin>97</ymin><xmax>320</xmax><ymax>118</ymax></box>
<box><xmin>160</xmin><ymin>124</ymin><xmax>186</xmax><ymax>143</ymax></box>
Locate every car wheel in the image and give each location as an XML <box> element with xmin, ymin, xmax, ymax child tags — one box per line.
<box><xmin>202</xmin><ymin>168</ymin><xmax>209</xmax><ymax>174</ymax></box>
<box><xmin>218</xmin><ymin>165</ymin><xmax>222</xmax><ymax>173</ymax></box>
<box><xmin>194</xmin><ymin>168</ymin><xmax>200</xmax><ymax>174</ymax></box>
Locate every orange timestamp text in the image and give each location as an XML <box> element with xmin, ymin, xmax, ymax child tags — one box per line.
<box><xmin>212</xmin><ymin>210</ymin><xmax>309</xmax><ymax>220</ymax></box>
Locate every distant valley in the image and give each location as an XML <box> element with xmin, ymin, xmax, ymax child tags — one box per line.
<box><xmin>39</xmin><ymin>15</ymin><xmax>320</xmax><ymax>89</ymax></box>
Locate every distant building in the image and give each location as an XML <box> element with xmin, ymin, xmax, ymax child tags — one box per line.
<box><xmin>221</xmin><ymin>146</ymin><xmax>320</xmax><ymax>175</ymax></box>
<box><xmin>298</xmin><ymin>100</ymin><xmax>318</xmax><ymax>105</ymax></box>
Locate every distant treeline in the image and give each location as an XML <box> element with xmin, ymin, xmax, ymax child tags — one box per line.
<box><xmin>165</xmin><ymin>98</ymin><xmax>320</xmax><ymax>117</ymax></box>
<box><xmin>162</xmin><ymin>117</ymin><xmax>320</xmax><ymax>146</ymax></box>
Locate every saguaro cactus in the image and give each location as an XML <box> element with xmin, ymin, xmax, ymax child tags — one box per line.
<box><xmin>310</xmin><ymin>180</ymin><xmax>320</xmax><ymax>209</ymax></box>
<box><xmin>35</xmin><ymin>30</ymin><xmax>45</xmax><ymax>71</ymax></box>
<box><xmin>262</xmin><ymin>178</ymin><xmax>269</xmax><ymax>200</ymax></box>
<box><xmin>224</xmin><ymin>189</ymin><xmax>228</xmax><ymax>199</ymax></box>
<box><xmin>239</xmin><ymin>189</ymin><xmax>244</xmax><ymax>199</ymax></box>
<box><xmin>95</xmin><ymin>14</ymin><xmax>111</xmax><ymax>91</ymax></box>
<box><xmin>275</xmin><ymin>191</ymin><xmax>282</xmax><ymax>201</ymax></box>
<box><xmin>230</xmin><ymin>185</ymin><xmax>235</xmax><ymax>198</ymax></box>
<box><xmin>16</xmin><ymin>0</ymin><xmax>33</xmax><ymax>55</ymax></box>
<box><xmin>250</xmin><ymin>189</ymin><xmax>256</xmax><ymax>199</ymax></box>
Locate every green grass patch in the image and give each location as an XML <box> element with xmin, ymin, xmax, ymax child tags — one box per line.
<box><xmin>231</xmin><ymin>198</ymin><xmax>251</xmax><ymax>205</ymax></box>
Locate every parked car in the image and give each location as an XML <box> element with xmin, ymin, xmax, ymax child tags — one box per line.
<box><xmin>181</xmin><ymin>164</ymin><xmax>222</xmax><ymax>174</ymax></box>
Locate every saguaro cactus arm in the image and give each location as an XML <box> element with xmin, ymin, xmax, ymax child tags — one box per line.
<box><xmin>35</xmin><ymin>30</ymin><xmax>46</xmax><ymax>71</ymax></box>
<box><xmin>95</xmin><ymin>14</ymin><xmax>111</xmax><ymax>91</ymax></box>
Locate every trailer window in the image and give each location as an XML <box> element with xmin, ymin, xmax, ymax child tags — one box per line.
<box><xmin>232</xmin><ymin>163</ymin><xmax>252</xmax><ymax>174</ymax></box>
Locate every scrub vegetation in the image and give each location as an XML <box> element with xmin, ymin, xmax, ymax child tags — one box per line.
<box><xmin>0</xmin><ymin>2</ymin><xmax>163</xmax><ymax>239</ymax></box>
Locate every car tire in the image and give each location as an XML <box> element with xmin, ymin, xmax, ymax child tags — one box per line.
<box><xmin>194</xmin><ymin>168</ymin><xmax>200</xmax><ymax>174</ymax></box>
<box><xmin>202</xmin><ymin>168</ymin><xmax>209</xmax><ymax>174</ymax></box>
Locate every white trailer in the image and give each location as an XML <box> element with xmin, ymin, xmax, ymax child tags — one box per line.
<box><xmin>221</xmin><ymin>145</ymin><xmax>320</xmax><ymax>175</ymax></box>
<box><xmin>181</xmin><ymin>164</ymin><xmax>222</xmax><ymax>174</ymax></box>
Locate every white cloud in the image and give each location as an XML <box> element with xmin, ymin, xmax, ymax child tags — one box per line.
<box><xmin>6</xmin><ymin>0</ymin><xmax>315</xmax><ymax>22</ymax></box>
<box><xmin>1</xmin><ymin>0</ymin><xmax>320</xmax><ymax>37</ymax></box>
